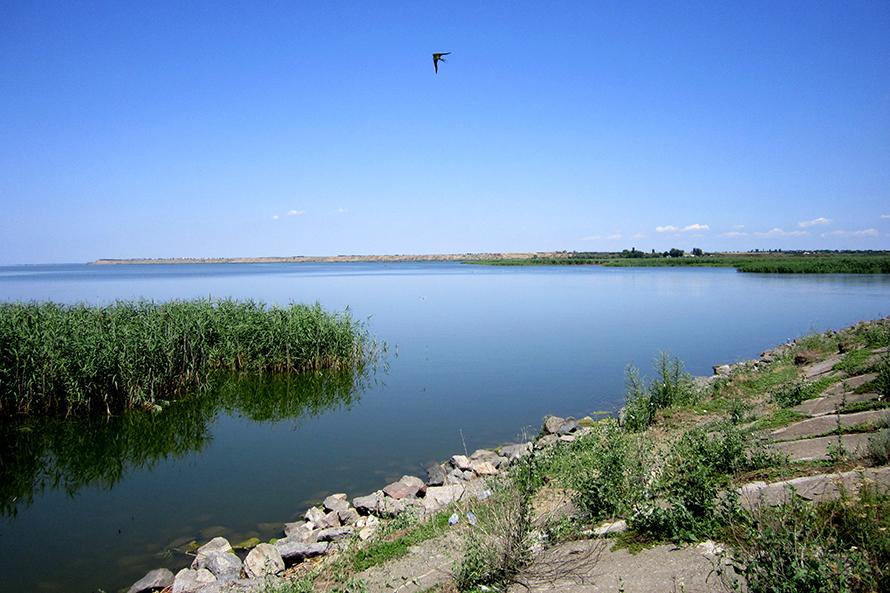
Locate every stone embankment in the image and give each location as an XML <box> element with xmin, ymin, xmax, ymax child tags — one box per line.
<box><xmin>126</xmin><ymin>415</ymin><xmax>591</xmax><ymax>593</ymax></box>
<box><xmin>127</xmin><ymin>323</ymin><xmax>890</xmax><ymax>593</ymax></box>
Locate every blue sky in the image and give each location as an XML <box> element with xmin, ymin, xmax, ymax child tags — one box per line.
<box><xmin>1</xmin><ymin>1</ymin><xmax>889</xmax><ymax>263</ymax></box>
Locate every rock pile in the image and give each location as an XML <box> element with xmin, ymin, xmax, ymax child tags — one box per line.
<box><xmin>127</xmin><ymin>416</ymin><xmax>595</xmax><ymax>593</ymax></box>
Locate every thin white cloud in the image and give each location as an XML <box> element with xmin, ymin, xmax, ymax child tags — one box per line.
<box><xmin>822</xmin><ymin>228</ymin><xmax>879</xmax><ymax>238</ymax></box>
<box><xmin>752</xmin><ymin>228</ymin><xmax>809</xmax><ymax>238</ymax></box>
<box><xmin>720</xmin><ymin>231</ymin><xmax>748</xmax><ymax>238</ymax></box>
<box><xmin>581</xmin><ymin>232</ymin><xmax>622</xmax><ymax>241</ymax></box>
<box><xmin>882</xmin><ymin>214</ymin><xmax>890</xmax><ymax>219</ymax></box>
<box><xmin>272</xmin><ymin>214</ymin><xmax>280</xmax><ymax>220</ymax></box>
<box><xmin>335</xmin><ymin>207</ymin><xmax>349</xmax><ymax>214</ymax></box>
<box><xmin>732</xmin><ymin>224</ymin><xmax>745</xmax><ymax>229</ymax></box>
<box><xmin>798</xmin><ymin>217</ymin><xmax>831</xmax><ymax>228</ymax></box>
<box><xmin>287</xmin><ymin>209</ymin><xmax>305</xmax><ymax>217</ymax></box>
<box><xmin>632</xmin><ymin>233</ymin><xmax>646</xmax><ymax>239</ymax></box>
<box><xmin>656</xmin><ymin>223</ymin><xmax>709</xmax><ymax>233</ymax></box>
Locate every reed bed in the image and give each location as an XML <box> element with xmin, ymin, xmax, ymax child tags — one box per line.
<box><xmin>0</xmin><ymin>299</ymin><xmax>377</xmax><ymax>416</ymax></box>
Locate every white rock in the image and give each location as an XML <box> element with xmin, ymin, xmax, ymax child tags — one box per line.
<box><xmin>243</xmin><ymin>543</ymin><xmax>284</xmax><ymax>578</ymax></box>
<box><xmin>423</xmin><ymin>484</ymin><xmax>465</xmax><ymax>512</ymax></box>
<box><xmin>172</xmin><ymin>568</ymin><xmax>216</xmax><ymax>593</ymax></box>
<box><xmin>191</xmin><ymin>537</ymin><xmax>233</xmax><ymax>569</ymax></box>
<box><xmin>593</xmin><ymin>519</ymin><xmax>627</xmax><ymax>536</ymax></box>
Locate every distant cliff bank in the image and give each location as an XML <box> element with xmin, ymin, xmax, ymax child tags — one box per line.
<box><xmin>91</xmin><ymin>252</ymin><xmax>569</xmax><ymax>265</ymax></box>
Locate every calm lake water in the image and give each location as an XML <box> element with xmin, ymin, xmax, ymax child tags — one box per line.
<box><xmin>1</xmin><ymin>262</ymin><xmax>889</xmax><ymax>593</ymax></box>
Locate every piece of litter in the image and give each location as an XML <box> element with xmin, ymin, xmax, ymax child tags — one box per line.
<box><xmin>467</xmin><ymin>511</ymin><xmax>478</xmax><ymax>526</ymax></box>
<box><xmin>478</xmin><ymin>489</ymin><xmax>492</xmax><ymax>501</ymax></box>
<box><xmin>448</xmin><ymin>513</ymin><xmax>459</xmax><ymax>526</ymax></box>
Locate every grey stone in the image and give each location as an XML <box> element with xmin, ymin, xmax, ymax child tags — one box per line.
<box><xmin>426</xmin><ymin>464</ymin><xmax>447</xmax><ymax>486</ymax></box>
<box><xmin>283</xmin><ymin>521</ymin><xmax>316</xmax><ymax>542</ymax></box>
<box><xmin>469</xmin><ymin>448</ymin><xmax>497</xmax><ymax>461</ymax></box>
<box><xmin>535</xmin><ymin>434</ymin><xmax>559</xmax><ymax>449</ymax></box>
<box><xmin>243</xmin><ymin>543</ymin><xmax>284</xmax><ymax>579</ymax></box>
<box><xmin>378</xmin><ymin>496</ymin><xmax>410</xmax><ymax>517</ymax></box>
<box><xmin>318</xmin><ymin>510</ymin><xmax>341</xmax><ymax>528</ymax></box>
<box><xmin>191</xmin><ymin>537</ymin><xmax>233</xmax><ymax>569</ymax></box>
<box><xmin>592</xmin><ymin>519</ymin><xmax>628</xmax><ymax>536</ymax></box>
<box><xmin>450</xmin><ymin>454</ymin><xmax>471</xmax><ymax>470</ymax></box>
<box><xmin>499</xmin><ymin>442</ymin><xmax>532</xmax><ymax>461</ymax></box>
<box><xmin>543</xmin><ymin>415</ymin><xmax>565</xmax><ymax>434</ymax></box>
<box><xmin>304</xmin><ymin>506</ymin><xmax>326</xmax><ymax>526</ymax></box>
<box><xmin>323</xmin><ymin>493</ymin><xmax>350</xmax><ymax>513</ymax></box>
<box><xmin>353</xmin><ymin>491</ymin><xmax>383</xmax><ymax>515</ymax></box>
<box><xmin>172</xmin><ymin>568</ymin><xmax>216</xmax><ymax>593</ymax></box>
<box><xmin>316</xmin><ymin>526</ymin><xmax>355</xmax><ymax>541</ymax></box>
<box><xmin>203</xmin><ymin>552</ymin><xmax>242</xmax><ymax>582</ymax></box>
<box><xmin>557</xmin><ymin>419</ymin><xmax>580</xmax><ymax>435</ymax></box>
<box><xmin>713</xmin><ymin>364</ymin><xmax>731</xmax><ymax>376</ymax></box>
<box><xmin>422</xmin><ymin>484</ymin><xmax>465</xmax><ymax>512</ymax></box>
<box><xmin>338</xmin><ymin>507</ymin><xmax>360</xmax><ymax>525</ymax></box>
<box><xmin>469</xmin><ymin>460</ymin><xmax>498</xmax><ymax>476</ymax></box>
<box><xmin>127</xmin><ymin>568</ymin><xmax>175</xmax><ymax>593</ymax></box>
<box><xmin>383</xmin><ymin>480</ymin><xmax>419</xmax><ymax>500</ymax></box>
<box><xmin>275</xmin><ymin>538</ymin><xmax>329</xmax><ymax>563</ymax></box>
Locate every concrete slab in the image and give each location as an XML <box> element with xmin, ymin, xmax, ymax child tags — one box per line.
<box><xmin>772</xmin><ymin>433</ymin><xmax>872</xmax><ymax>461</ymax></box>
<box><xmin>822</xmin><ymin>373</ymin><xmax>877</xmax><ymax>396</ymax></box>
<box><xmin>802</xmin><ymin>354</ymin><xmax>843</xmax><ymax>379</ymax></box>
<box><xmin>769</xmin><ymin>409</ymin><xmax>890</xmax><ymax>442</ymax></box>
<box><xmin>737</xmin><ymin>466</ymin><xmax>890</xmax><ymax>510</ymax></box>
<box><xmin>792</xmin><ymin>391</ymin><xmax>881</xmax><ymax>417</ymax></box>
<box><xmin>507</xmin><ymin>540</ymin><xmax>728</xmax><ymax>593</ymax></box>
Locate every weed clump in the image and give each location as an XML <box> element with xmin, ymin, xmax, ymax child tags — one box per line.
<box><xmin>723</xmin><ymin>486</ymin><xmax>890</xmax><ymax>593</ymax></box>
<box><xmin>628</xmin><ymin>423</ymin><xmax>781</xmax><ymax>543</ymax></box>
<box><xmin>622</xmin><ymin>353</ymin><xmax>697</xmax><ymax>432</ymax></box>
<box><xmin>455</xmin><ymin>455</ymin><xmax>537</xmax><ymax>591</ymax></box>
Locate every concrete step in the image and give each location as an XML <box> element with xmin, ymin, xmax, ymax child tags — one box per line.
<box><xmin>792</xmin><ymin>391</ymin><xmax>881</xmax><ymax>417</ymax></box>
<box><xmin>737</xmin><ymin>466</ymin><xmax>890</xmax><ymax>510</ymax></box>
<box><xmin>769</xmin><ymin>409</ymin><xmax>890</xmax><ymax>442</ymax></box>
<box><xmin>772</xmin><ymin>433</ymin><xmax>873</xmax><ymax>462</ymax></box>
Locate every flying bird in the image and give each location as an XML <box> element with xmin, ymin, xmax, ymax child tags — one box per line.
<box><xmin>432</xmin><ymin>52</ymin><xmax>450</xmax><ymax>74</ymax></box>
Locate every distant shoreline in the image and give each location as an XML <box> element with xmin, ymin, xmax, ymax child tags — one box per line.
<box><xmin>91</xmin><ymin>252</ymin><xmax>567</xmax><ymax>265</ymax></box>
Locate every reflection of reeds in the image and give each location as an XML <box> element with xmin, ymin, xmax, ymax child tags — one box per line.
<box><xmin>0</xmin><ymin>299</ymin><xmax>379</xmax><ymax>416</ymax></box>
<box><xmin>0</xmin><ymin>367</ymin><xmax>369</xmax><ymax>516</ymax></box>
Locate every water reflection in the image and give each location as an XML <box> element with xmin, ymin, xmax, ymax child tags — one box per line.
<box><xmin>0</xmin><ymin>369</ymin><xmax>367</xmax><ymax>517</ymax></box>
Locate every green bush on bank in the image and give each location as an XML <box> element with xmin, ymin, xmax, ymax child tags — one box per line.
<box><xmin>0</xmin><ymin>299</ymin><xmax>378</xmax><ymax>416</ymax></box>
<box><xmin>622</xmin><ymin>352</ymin><xmax>698</xmax><ymax>432</ymax></box>
<box><xmin>723</xmin><ymin>486</ymin><xmax>889</xmax><ymax>593</ymax></box>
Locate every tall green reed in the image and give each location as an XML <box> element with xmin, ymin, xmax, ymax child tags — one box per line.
<box><xmin>0</xmin><ymin>299</ymin><xmax>378</xmax><ymax>416</ymax></box>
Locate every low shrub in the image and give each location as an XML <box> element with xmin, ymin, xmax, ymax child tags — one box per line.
<box><xmin>629</xmin><ymin>423</ymin><xmax>781</xmax><ymax>543</ymax></box>
<box><xmin>621</xmin><ymin>353</ymin><xmax>697</xmax><ymax>432</ymax></box>
<box><xmin>455</xmin><ymin>454</ymin><xmax>537</xmax><ymax>591</ymax></box>
<box><xmin>868</xmin><ymin>429</ymin><xmax>890</xmax><ymax>465</ymax></box>
<box><xmin>555</xmin><ymin>421</ymin><xmax>652</xmax><ymax>520</ymax></box>
<box><xmin>723</xmin><ymin>486</ymin><xmax>890</xmax><ymax>593</ymax></box>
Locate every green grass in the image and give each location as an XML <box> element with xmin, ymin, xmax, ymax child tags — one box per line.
<box><xmin>737</xmin><ymin>364</ymin><xmax>799</xmax><ymax>397</ymax></box>
<box><xmin>838</xmin><ymin>398</ymin><xmax>888</xmax><ymax>414</ymax></box>
<box><xmin>723</xmin><ymin>486</ymin><xmax>890</xmax><ymax>593</ymax></box>
<box><xmin>833</xmin><ymin>348</ymin><xmax>873</xmax><ymax>375</ymax></box>
<box><xmin>0</xmin><ymin>299</ymin><xmax>378</xmax><ymax>416</ymax></box>
<box><xmin>351</xmin><ymin>511</ymin><xmax>451</xmax><ymax>572</ymax></box>
<box><xmin>469</xmin><ymin>252</ymin><xmax>890</xmax><ymax>274</ymax></box>
<box><xmin>746</xmin><ymin>409</ymin><xmax>807</xmax><ymax>432</ymax></box>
